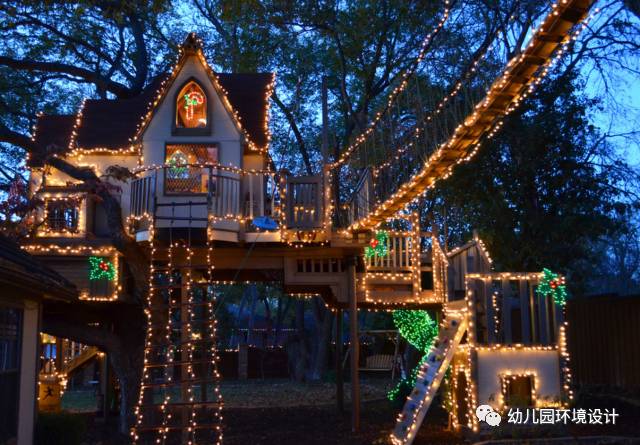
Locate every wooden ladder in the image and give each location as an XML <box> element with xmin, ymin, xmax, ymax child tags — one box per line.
<box><xmin>131</xmin><ymin>226</ymin><xmax>223</xmax><ymax>445</ymax></box>
<box><xmin>391</xmin><ymin>306</ymin><xmax>468</xmax><ymax>445</ymax></box>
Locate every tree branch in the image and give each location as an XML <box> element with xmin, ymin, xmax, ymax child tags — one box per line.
<box><xmin>0</xmin><ymin>56</ymin><xmax>134</xmax><ymax>98</ymax></box>
<box><xmin>271</xmin><ymin>90</ymin><xmax>314</xmax><ymax>175</ymax></box>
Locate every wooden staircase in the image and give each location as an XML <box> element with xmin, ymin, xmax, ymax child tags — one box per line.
<box><xmin>63</xmin><ymin>345</ymin><xmax>99</xmax><ymax>376</ymax></box>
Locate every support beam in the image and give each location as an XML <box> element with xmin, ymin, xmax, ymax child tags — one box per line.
<box><xmin>347</xmin><ymin>256</ymin><xmax>360</xmax><ymax>432</ymax></box>
<box><xmin>336</xmin><ymin>307</ymin><xmax>344</xmax><ymax>413</ymax></box>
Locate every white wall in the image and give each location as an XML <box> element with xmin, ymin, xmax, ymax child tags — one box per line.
<box><xmin>140</xmin><ymin>55</ymin><xmax>245</xmax><ymax>232</ymax></box>
<box><xmin>476</xmin><ymin>349</ymin><xmax>561</xmax><ymax>410</ymax></box>
<box><xmin>141</xmin><ymin>55</ymin><xmax>242</xmax><ymax>168</ymax></box>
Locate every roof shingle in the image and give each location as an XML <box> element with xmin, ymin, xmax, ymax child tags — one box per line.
<box><xmin>34</xmin><ymin>73</ymin><xmax>272</xmax><ymax>153</ymax></box>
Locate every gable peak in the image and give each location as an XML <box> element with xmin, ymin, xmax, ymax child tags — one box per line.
<box><xmin>181</xmin><ymin>32</ymin><xmax>203</xmax><ymax>55</ymax></box>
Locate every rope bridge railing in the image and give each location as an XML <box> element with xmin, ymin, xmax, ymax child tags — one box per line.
<box><xmin>333</xmin><ymin>0</ymin><xmax>596</xmax><ymax>231</ymax></box>
<box><xmin>332</xmin><ymin>0</ymin><xmax>503</xmax><ymax>225</ymax></box>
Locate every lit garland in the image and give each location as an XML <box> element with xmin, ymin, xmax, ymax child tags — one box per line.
<box><xmin>365</xmin><ymin>230</ymin><xmax>389</xmax><ymax>258</ymax></box>
<box><xmin>88</xmin><ymin>256</ymin><xmax>116</xmax><ymax>281</ymax></box>
<box><xmin>387</xmin><ymin>310</ymin><xmax>438</xmax><ymax>402</ymax></box>
<box><xmin>537</xmin><ymin>268</ymin><xmax>568</xmax><ymax>306</ymax></box>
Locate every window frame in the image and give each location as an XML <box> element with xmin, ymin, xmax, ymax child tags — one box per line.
<box><xmin>172</xmin><ymin>77</ymin><xmax>212</xmax><ymax>136</ymax></box>
<box><xmin>501</xmin><ymin>373</ymin><xmax>537</xmax><ymax>409</ymax></box>
<box><xmin>44</xmin><ymin>198</ymin><xmax>81</xmax><ymax>234</ymax></box>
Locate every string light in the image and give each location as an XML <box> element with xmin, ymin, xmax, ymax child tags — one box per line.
<box><xmin>347</xmin><ymin>0</ymin><xmax>597</xmax><ymax>231</ymax></box>
<box><xmin>334</xmin><ymin>0</ymin><xmax>452</xmax><ymax>166</ymax></box>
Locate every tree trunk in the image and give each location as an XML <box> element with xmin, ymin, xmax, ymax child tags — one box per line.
<box><xmin>42</xmin><ymin>300</ymin><xmax>145</xmax><ymax>436</ymax></box>
<box><xmin>310</xmin><ymin>298</ymin><xmax>333</xmax><ymax>381</ymax></box>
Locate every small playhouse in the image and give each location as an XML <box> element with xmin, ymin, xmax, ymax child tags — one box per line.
<box><xmin>390</xmin><ymin>238</ymin><xmax>572</xmax><ymax>444</ymax></box>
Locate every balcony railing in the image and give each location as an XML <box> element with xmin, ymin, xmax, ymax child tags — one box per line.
<box><xmin>130</xmin><ymin>165</ymin><xmax>279</xmax><ymax>228</ymax></box>
<box><xmin>283</xmin><ymin>175</ymin><xmax>324</xmax><ymax>229</ymax></box>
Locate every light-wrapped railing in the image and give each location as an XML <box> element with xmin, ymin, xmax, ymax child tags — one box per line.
<box><xmin>365</xmin><ymin>231</ymin><xmax>414</xmax><ymax>272</ymax></box>
<box><xmin>129</xmin><ymin>165</ymin><xmax>279</xmax><ymax>228</ymax></box>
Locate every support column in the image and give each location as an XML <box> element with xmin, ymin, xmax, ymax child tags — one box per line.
<box><xmin>100</xmin><ymin>353</ymin><xmax>109</xmax><ymax>419</ymax></box>
<box><xmin>347</xmin><ymin>256</ymin><xmax>360</xmax><ymax>432</ymax></box>
<box><xmin>336</xmin><ymin>307</ymin><xmax>344</xmax><ymax>412</ymax></box>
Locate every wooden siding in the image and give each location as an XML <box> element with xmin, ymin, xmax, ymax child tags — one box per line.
<box><xmin>566</xmin><ymin>295</ymin><xmax>640</xmax><ymax>389</ymax></box>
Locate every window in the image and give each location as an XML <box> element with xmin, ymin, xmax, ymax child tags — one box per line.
<box><xmin>165</xmin><ymin>144</ymin><xmax>218</xmax><ymax>194</ymax></box>
<box><xmin>176</xmin><ymin>81</ymin><xmax>207</xmax><ymax>129</ymax></box>
<box><xmin>502</xmin><ymin>374</ymin><xmax>535</xmax><ymax>408</ymax></box>
<box><xmin>45</xmin><ymin>199</ymin><xmax>80</xmax><ymax>233</ymax></box>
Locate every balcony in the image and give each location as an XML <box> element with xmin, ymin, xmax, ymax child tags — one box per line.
<box><xmin>129</xmin><ymin>165</ymin><xmax>326</xmax><ymax>242</ymax></box>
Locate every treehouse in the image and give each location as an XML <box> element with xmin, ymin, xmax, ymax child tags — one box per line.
<box><xmin>20</xmin><ymin>0</ymin><xmax>592</xmax><ymax>439</ymax></box>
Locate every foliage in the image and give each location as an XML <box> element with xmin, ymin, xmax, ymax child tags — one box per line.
<box><xmin>34</xmin><ymin>411</ymin><xmax>87</xmax><ymax>445</ymax></box>
<box><xmin>432</xmin><ymin>72</ymin><xmax>639</xmax><ymax>295</ymax></box>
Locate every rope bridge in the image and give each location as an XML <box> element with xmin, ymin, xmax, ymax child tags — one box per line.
<box><xmin>334</xmin><ymin>0</ymin><xmax>595</xmax><ymax>232</ymax></box>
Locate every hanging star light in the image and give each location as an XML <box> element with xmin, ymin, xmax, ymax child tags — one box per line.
<box><xmin>538</xmin><ymin>268</ymin><xmax>568</xmax><ymax>306</ymax></box>
<box><xmin>89</xmin><ymin>256</ymin><xmax>116</xmax><ymax>281</ymax></box>
<box><xmin>365</xmin><ymin>230</ymin><xmax>389</xmax><ymax>258</ymax></box>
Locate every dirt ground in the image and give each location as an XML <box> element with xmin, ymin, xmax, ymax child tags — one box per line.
<box><xmin>66</xmin><ymin>379</ymin><xmax>640</xmax><ymax>445</ymax></box>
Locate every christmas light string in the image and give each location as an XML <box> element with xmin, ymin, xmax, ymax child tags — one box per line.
<box><xmin>347</xmin><ymin>2</ymin><xmax>599</xmax><ymax>232</ymax></box>
<box><xmin>334</xmin><ymin>1</ymin><xmax>453</xmax><ymax>167</ymax></box>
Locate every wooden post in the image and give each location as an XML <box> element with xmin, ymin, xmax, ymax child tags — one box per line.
<box><xmin>347</xmin><ymin>256</ymin><xmax>360</xmax><ymax>432</ymax></box>
<box><xmin>336</xmin><ymin>307</ymin><xmax>344</xmax><ymax>412</ymax></box>
<box><xmin>100</xmin><ymin>353</ymin><xmax>109</xmax><ymax>419</ymax></box>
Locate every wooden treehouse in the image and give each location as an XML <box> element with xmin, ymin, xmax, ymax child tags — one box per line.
<box><xmin>23</xmin><ymin>1</ymin><xmax>592</xmax><ymax>443</ymax></box>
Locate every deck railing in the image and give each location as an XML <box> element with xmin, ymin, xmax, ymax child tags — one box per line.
<box><xmin>284</xmin><ymin>175</ymin><xmax>324</xmax><ymax>229</ymax></box>
<box><xmin>130</xmin><ymin>165</ymin><xmax>281</xmax><ymax>228</ymax></box>
<box><xmin>365</xmin><ymin>231</ymin><xmax>414</xmax><ymax>271</ymax></box>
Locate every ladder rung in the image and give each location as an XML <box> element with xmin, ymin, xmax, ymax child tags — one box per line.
<box><xmin>142</xmin><ymin>359</ymin><xmax>215</xmax><ymax>368</ymax></box>
<box><xmin>137</xmin><ymin>401</ymin><xmax>222</xmax><ymax>408</ymax></box>
<box><xmin>154</xmin><ymin>216</ymin><xmax>209</xmax><ymax>222</ymax></box>
<box><xmin>141</xmin><ymin>378</ymin><xmax>218</xmax><ymax>388</ymax></box>
<box><xmin>133</xmin><ymin>423</ymin><xmax>221</xmax><ymax>432</ymax></box>
<box><xmin>147</xmin><ymin>302</ymin><xmax>215</xmax><ymax>309</ymax></box>
<box><xmin>155</xmin><ymin>202</ymin><xmax>208</xmax><ymax>207</ymax></box>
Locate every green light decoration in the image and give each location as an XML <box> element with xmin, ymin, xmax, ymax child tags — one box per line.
<box><xmin>89</xmin><ymin>256</ymin><xmax>116</xmax><ymax>281</ymax></box>
<box><xmin>168</xmin><ymin>150</ymin><xmax>189</xmax><ymax>178</ymax></box>
<box><xmin>388</xmin><ymin>310</ymin><xmax>438</xmax><ymax>402</ymax></box>
<box><xmin>183</xmin><ymin>93</ymin><xmax>203</xmax><ymax>109</ymax></box>
<box><xmin>538</xmin><ymin>268</ymin><xmax>568</xmax><ymax>306</ymax></box>
<box><xmin>365</xmin><ymin>230</ymin><xmax>389</xmax><ymax>258</ymax></box>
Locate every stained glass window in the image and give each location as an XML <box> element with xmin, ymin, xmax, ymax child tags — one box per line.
<box><xmin>176</xmin><ymin>81</ymin><xmax>207</xmax><ymax>128</ymax></box>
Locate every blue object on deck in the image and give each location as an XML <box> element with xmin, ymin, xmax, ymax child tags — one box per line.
<box><xmin>252</xmin><ymin>216</ymin><xmax>278</xmax><ymax>231</ymax></box>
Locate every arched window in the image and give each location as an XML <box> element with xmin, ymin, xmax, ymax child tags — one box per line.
<box><xmin>176</xmin><ymin>81</ymin><xmax>207</xmax><ymax>128</ymax></box>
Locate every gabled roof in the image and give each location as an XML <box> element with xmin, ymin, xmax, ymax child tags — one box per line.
<box><xmin>33</xmin><ymin>34</ymin><xmax>274</xmax><ymax>155</ymax></box>
<box><xmin>33</xmin><ymin>114</ymin><xmax>75</xmax><ymax>150</ymax></box>
<box><xmin>0</xmin><ymin>234</ymin><xmax>77</xmax><ymax>302</ymax></box>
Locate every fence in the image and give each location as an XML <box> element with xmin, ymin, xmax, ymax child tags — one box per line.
<box><xmin>566</xmin><ymin>294</ymin><xmax>640</xmax><ymax>389</ymax></box>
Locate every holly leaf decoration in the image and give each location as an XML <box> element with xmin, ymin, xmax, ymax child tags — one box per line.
<box><xmin>89</xmin><ymin>256</ymin><xmax>116</xmax><ymax>281</ymax></box>
<box><xmin>365</xmin><ymin>230</ymin><xmax>389</xmax><ymax>258</ymax></box>
<box><xmin>538</xmin><ymin>268</ymin><xmax>568</xmax><ymax>306</ymax></box>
